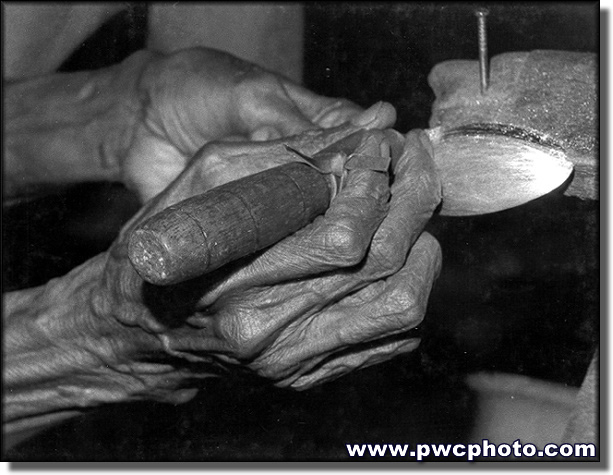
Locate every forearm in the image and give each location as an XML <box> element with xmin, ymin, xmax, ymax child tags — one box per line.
<box><xmin>4</xmin><ymin>50</ymin><xmax>157</xmax><ymax>198</ymax></box>
<box><xmin>3</xmin><ymin>254</ymin><xmax>137</xmax><ymax>436</ymax></box>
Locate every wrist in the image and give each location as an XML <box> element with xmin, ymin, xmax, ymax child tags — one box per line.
<box><xmin>3</xmin><ymin>254</ymin><xmax>149</xmax><ymax>431</ymax></box>
<box><xmin>4</xmin><ymin>50</ymin><xmax>158</xmax><ymax>197</ymax></box>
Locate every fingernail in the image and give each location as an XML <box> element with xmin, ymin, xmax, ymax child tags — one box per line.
<box><xmin>351</xmin><ymin>101</ymin><xmax>383</xmax><ymax>126</ymax></box>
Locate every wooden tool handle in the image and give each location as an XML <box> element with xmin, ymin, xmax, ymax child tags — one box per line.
<box><xmin>128</xmin><ymin>162</ymin><xmax>333</xmax><ymax>285</ymax></box>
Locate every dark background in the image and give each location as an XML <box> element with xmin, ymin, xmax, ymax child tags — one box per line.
<box><xmin>4</xmin><ymin>2</ymin><xmax>599</xmax><ymax>461</ymax></box>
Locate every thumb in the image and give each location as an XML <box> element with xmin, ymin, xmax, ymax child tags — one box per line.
<box><xmin>282</xmin><ymin>80</ymin><xmax>397</xmax><ymax>129</ymax></box>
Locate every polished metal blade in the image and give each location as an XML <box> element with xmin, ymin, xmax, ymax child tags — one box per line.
<box><xmin>428</xmin><ymin>126</ymin><xmax>574</xmax><ymax>216</ymax></box>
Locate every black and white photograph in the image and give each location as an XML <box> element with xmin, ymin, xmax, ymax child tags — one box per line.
<box><xmin>2</xmin><ymin>1</ymin><xmax>600</xmax><ymax>466</ymax></box>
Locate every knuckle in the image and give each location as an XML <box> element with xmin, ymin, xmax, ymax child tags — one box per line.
<box><xmin>324</xmin><ymin>222</ymin><xmax>368</xmax><ymax>266</ymax></box>
<box><xmin>370</xmin><ymin>238</ymin><xmax>405</xmax><ymax>275</ymax></box>
<box><xmin>215</xmin><ymin>315</ymin><xmax>266</xmax><ymax>360</ymax></box>
<box><xmin>419</xmin><ymin>231</ymin><xmax>443</xmax><ymax>255</ymax></box>
<box><xmin>235</xmin><ymin>69</ymin><xmax>278</xmax><ymax>101</ymax></box>
<box><xmin>382</xmin><ymin>290</ymin><xmax>425</xmax><ymax>326</ymax></box>
<box><xmin>390</xmin><ymin>284</ymin><xmax>431</xmax><ymax>323</ymax></box>
<box><xmin>402</xmin><ymin>291</ymin><xmax>427</xmax><ymax>321</ymax></box>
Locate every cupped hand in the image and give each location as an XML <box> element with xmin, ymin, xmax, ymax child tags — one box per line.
<box><xmin>86</xmin><ymin>113</ymin><xmax>442</xmax><ymax>404</ymax></box>
<box><xmin>122</xmin><ymin>47</ymin><xmax>374</xmax><ymax>201</ymax></box>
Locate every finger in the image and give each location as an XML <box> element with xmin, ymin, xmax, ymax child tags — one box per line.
<box><xmin>233</xmin><ymin>100</ymin><xmax>397</xmax><ymax>162</ymax></box>
<box><xmin>312</xmin><ymin>99</ymin><xmax>364</xmax><ymax>128</ymax></box>
<box><xmin>206</xmin><ymin>168</ymin><xmax>389</xmax><ymax>302</ymax></box>
<box><xmin>218</xmin><ymin>129</ymin><xmax>440</xmax><ymax>300</ymax></box>
<box><xmin>235</xmin><ymin>74</ymin><xmax>367</xmax><ymax>138</ymax></box>
<box><xmin>193</xmin><ymin>101</ymin><xmax>398</xmax><ymax>174</ymax></box>
<box><xmin>129</xmin><ymin>122</ymin><xmax>392</xmax><ymax>232</ymax></box>
<box><xmin>281</xmin><ymin>80</ymin><xmax>363</xmax><ymax>125</ymax></box>
<box><xmin>362</xmin><ymin>129</ymin><xmax>442</xmax><ymax>280</ymax></box>
<box><xmin>238</xmin><ymin>84</ymin><xmax>316</xmax><ymax>137</ymax></box>
<box><xmin>249</xmin><ymin>232</ymin><xmax>442</xmax><ymax>384</ymax></box>
<box><xmin>281</xmin><ymin>81</ymin><xmax>397</xmax><ymax>130</ymax></box>
<box><xmin>138</xmin><ymin>137</ymin><xmax>315</xmax><ymax>214</ymax></box>
<box><xmin>201</xmin><ymin>133</ymin><xmax>393</xmax><ymax>302</ymax></box>
<box><xmin>324</xmin><ymin>232</ymin><xmax>442</xmax><ymax>345</ymax></box>
<box><xmin>195</xmin><ymin>129</ymin><xmax>440</xmax><ymax>309</ymax></box>
<box><xmin>233</xmin><ymin>100</ymin><xmax>397</xmax><ymax>161</ymax></box>
<box><xmin>283</xmin><ymin>101</ymin><xmax>398</xmax><ymax>157</ymax></box>
<box><xmin>181</xmin><ymin>233</ymin><xmax>437</xmax><ymax>366</ymax></box>
<box><xmin>185</xmin><ymin>110</ymin><xmax>396</xmax><ymax>193</ymax></box>
<box><xmin>288</xmin><ymin>337</ymin><xmax>421</xmax><ymax>390</ymax></box>
<box><xmin>348</xmin><ymin>101</ymin><xmax>397</xmax><ymax>129</ymax></box>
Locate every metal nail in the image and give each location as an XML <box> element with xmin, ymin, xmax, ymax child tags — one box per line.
<box><xmin>475</xmin><ymin>8</ymin><xmax>490</xmax><ymax>94</ymax></box>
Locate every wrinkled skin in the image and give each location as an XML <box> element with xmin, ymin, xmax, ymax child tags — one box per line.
<box><xmin>4</xmin><ymin>47</ymin><xmax>363</xmax><ymax>202</ymax></box>
<box><xmin>123</xmin><ymin>47</ymin><xmax>367</xmax><ymax>201</ymax></box>
<box><xmin>5</xmin><ymin>47</ymin><xmax>442</xmax><ymax>431</ymax></box>
<box><xmin>88</xmin><ymin>121</ymin><xmax>442</xmax><ymax>402</ymax></box>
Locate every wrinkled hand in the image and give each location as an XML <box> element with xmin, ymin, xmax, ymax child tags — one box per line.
<box><xmin>84</xmin><ymin>110</ymin><xmax>442</xmax><ymax>405</ymax></box>
<box><xmin>123</xmin><ymin>47</ymin><xmax>367</xmax><ymax>201</ymax></box>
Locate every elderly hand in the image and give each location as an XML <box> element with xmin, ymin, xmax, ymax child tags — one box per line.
<box><xmin>122</xmin><ymin>47</ymin><xmax>368</xmax><ymax>201</ymax></box>
<box><xmin>92</xmin><ymin>111</ymin><xmax>442</xmax><ymax>399</ymax></box>
<box><xmin>5</xmin><ymin>47</ymin><xmax>365</xmax><ymax>203</ymax></box>
<box><xmin>4</xmin><ymin>107</ymin><xmax>441</xmax><ymax>434</ymax></box>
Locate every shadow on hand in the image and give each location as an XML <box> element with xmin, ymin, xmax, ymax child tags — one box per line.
<box><xmin>141</xmin><ymin>275</ymin><xmax>214</xmax><ymax>329</ymax></box>
<box><xmin>139</xmin><ymin>255</ymin><xmax>255</xmax><ymax>329</ymax></box>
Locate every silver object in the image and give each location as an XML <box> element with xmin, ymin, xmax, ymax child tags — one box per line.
<box><xmin>475</xmin><ymin>8</ymin><xmax>490</xmax><ymax>94</ymax></box>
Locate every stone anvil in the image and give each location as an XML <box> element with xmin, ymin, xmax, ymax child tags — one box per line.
<box><xmin>427</xmin><ymin>50</ymin><xmax>598</xmax><ymax>201</ymax></box>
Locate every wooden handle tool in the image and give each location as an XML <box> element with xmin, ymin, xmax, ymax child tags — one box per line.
<box><xmin>128</xmin><ymin>129</ymin><xmax>388</xmax><ymax>285</ymax></box>
<box><xmin>128</xmin><ymin>161</ymin><xmax>334</xmax><ymax>285</ymax></box>
<box><xmin>128</xmin><ymin>126</ymin><xmax>574</xmax><ymax>286</ymax></box>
